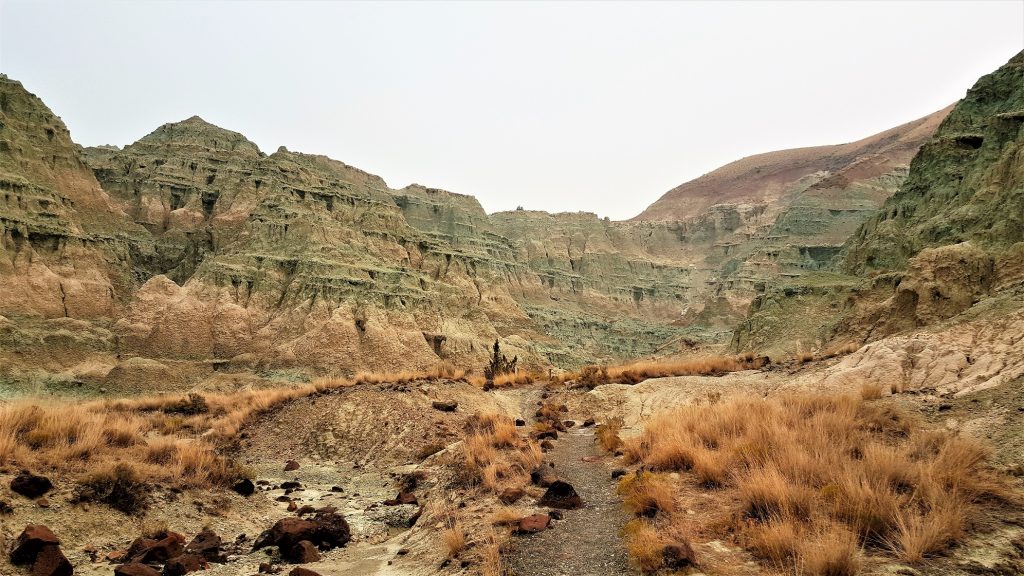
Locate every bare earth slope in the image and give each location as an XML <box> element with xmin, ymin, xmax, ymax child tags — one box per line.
<box><xmin>634</xmin><ymin>106</ymin><xmax>951</xmax><ymax>222</ymax></box>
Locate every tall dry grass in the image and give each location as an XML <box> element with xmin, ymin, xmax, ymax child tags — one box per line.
<box><xmin>622</xmin><ymin>391</ymin><xmax>1017</xmax><ymax>572</ymax></box>
<box><xmin>0</xmin><ymin>362</ymin><xmax>477</xmax><ymax>490</ymax></box>
<box><xmin>462</xmin><ymin>412</ymin><xmax>543</xmax><ymax>493</ymax></box>
<box><xmin>557</xmin><ymin>355</ymin><xmax>768</xmax><ymax>388</ymax></box>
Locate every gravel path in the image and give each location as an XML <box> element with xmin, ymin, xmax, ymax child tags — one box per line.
<box><xmin>507</xmin><ymin>425</ymin><xmax>639</xmax><ymax>576</ymax></box>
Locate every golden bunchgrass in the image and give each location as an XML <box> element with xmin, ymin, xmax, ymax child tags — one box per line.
<box><xmin>623</xmin><ymin>391</ymin><xmax>1017</xmax><ymax>571</ymax></box>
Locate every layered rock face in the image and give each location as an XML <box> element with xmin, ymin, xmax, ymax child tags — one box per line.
<box><xmin>0</xmin><ymin>67</ymin><xmax>957</xmax><ymax>389</ymax></box>
<box><xmin>0</xmin><ymin>75</ymin><xmax>151</xmax><ymax>320</ymax></box>
<box><xmin>734</xmin><ymin>51</ymin><xmax>1024</xmax><ymax>356</ymax></box>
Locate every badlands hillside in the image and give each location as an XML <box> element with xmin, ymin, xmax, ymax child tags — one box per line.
<box><xmin>0</xmin><ymin>51</ymin><xmax>1021</xmax><ymax>576</ymax></box>
<box><xmin>2</xmin><ymin>66</ymin><xmax>953</xmax><ymax>393</ymax></box>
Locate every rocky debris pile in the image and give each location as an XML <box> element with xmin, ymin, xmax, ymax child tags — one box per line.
<box><xmin>105</xmin><ymin>528</ymin><xmax>230</xmax><ymax>576</ymax></box>
<box><xmin>10</xmin><ymin>525</ymin><xmax>72</xmax><ymax>576</ymax></box>
<box><xmin>253</xmin><ymin>510</ymin><xmax>351</xmax><ymax>564</ymax></box>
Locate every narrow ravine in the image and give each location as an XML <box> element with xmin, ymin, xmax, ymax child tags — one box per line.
<box><xmin>507</xmin><ymin>423</ymin><xmax>639</xmax><ymax>576</ymax></box>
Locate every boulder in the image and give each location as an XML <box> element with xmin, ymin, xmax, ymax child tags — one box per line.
<box><xmin>253</xmin><ymin>512</ymin><xmax>350</xmax><ymax>552</ymax></box>
<box><xmin>185</xmin><ymin>529</ymin><xmax>224</xmax><ymax>563</ymax></box>
<box><xmin>611</xmin><ymin>469</ymin><xmax>627</xmax><ymax>479</ymax></box>
<box><xmin>530</xmin><ymin>429</ymin><xmax>557</xmax><ymax>441</ymax></box>
<box><xmin>163</xmin><ymin>553</ymin><xmax>206</xmax><ymax>576</ymax></box>
<box><xmin>288</xmin><ymin>568</ymin><xmax>322</xmax><ymax>576</ymax></box>
<box><xmin>10</xmin><ymin>472</ymin><xmax>53</xmax><ymax>498</ymax></box>
<box><xmin>232</xmin><ymin>478</ymin><xmax>255</xmax><ymax>496</ymax></box>
<box><xmin>431</xmin><ymin>400</ymin><xmax>458</xmax><ymax>412</ymax></box>
<box><xmin>582</xmin><ymin>418</ymin><xmax>596</xmax><ymax>427</ymax></box>
<box><xmin>514</xmin><ymin>419</ymin><xmax>526</xmax><ymax>426</ymax></box>
<box><xmin>287</xmin><ymin>541</ymin><xmax>320</xmax><ymax>563</ymax></box>
<box><xmin>516</xmin><ymin>514</ymin><xmax>551</xmax><ymax>534</ymax></box>
<box><xmin>284</xmin><ymin>460</ymin><xmax>300</xmax><ymax>471</ymax></box>
<box><xmin>31</xmin><ymin>544</ymin><xmax>73</xmax><ymax>576</ymax></box>
<box><xmin>115</xmin><ymin>564</ymin><xmax>161</xmax><ymax>576</ymax></box>
<box><xmin>0</xmin><ymin>499</ymin><xmax>12</xmax><ymax>513</ymax></box>
<box><xmin>537</xmin><ymin>480</ymin><xmax>583</xmax><ymax>509</ymax></box>
<box><xmin>129</xmin><ymin>532</ymin><xmax>185</xmax><ymax>564</ymax></box>
<box><xmin>11</xmin><ymin>525</ymin><xmax>61</xmax><ymax>564</ymax></box>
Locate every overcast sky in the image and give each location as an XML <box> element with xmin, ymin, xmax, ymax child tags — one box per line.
<box><xmin>1</xmin><ymin>1</ymin><xmax>1021</xmax><ymax>219</ymax></box>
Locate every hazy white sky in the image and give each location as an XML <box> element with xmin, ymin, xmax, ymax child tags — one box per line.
<box><xmin>1</xmin><ymin>1</ymin><xmax>1022</xmax><ymax>219</ymax></box>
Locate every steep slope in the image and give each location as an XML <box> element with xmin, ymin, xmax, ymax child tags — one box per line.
<box><xmin>635</xmin><ymin>107</ymin><xmax>951</xmax><ymax>222</ymax></box>
<box><xmin>0</xmin><ymin>74</ymin><xmax>152</xmax><ymax>319</ymax></box>
<box><xmin>734</xmin><ymin>51</ymin><xmax>1024</xmax><ymax>356</ymax></box>
<box><xmin>844</xmin><ymin>52</ymin><xmax>1024</xmax><ymax>272</ymax></box>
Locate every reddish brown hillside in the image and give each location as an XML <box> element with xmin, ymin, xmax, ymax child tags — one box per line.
<box><xmin>633</xmin><ymin>105</ymin><xmax>953</xmax><ymax>222</ymax></box>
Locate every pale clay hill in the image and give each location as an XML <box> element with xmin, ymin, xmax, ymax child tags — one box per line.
<box><xmin>1</xmin><ymin>71</ymin><xmax>950</xmax><ymax>394</ymax></box>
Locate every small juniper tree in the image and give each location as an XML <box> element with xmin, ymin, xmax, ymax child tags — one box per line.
<box><xmin>484</xmin><ymin>339</ymin><xmax>517</xmax><ymax>381</ymax></box>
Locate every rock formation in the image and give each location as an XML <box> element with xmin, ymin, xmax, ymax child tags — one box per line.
<box><xmin>0</xmin><ymin>64</ymin><xmax>961</xmax><ymax>389</ymax></box>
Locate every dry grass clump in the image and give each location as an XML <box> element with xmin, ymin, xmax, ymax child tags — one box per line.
<box><xmin>442</xmin><ymin>522</ymin><xmax>467</xmax><ymax>558</ymax></box>
<box><xmin>624</xmin><ymin>390</ymin><xmax>1017</xmax><ymax>572</ymax></box>
<box><xmin>0</xmin><ymin>361</ymin><xmax>486</xmax><ymax>495</ymax></box>
<box><xmin>462</xmin><ymin>412</ymin><xmax>541</xmax><ymax>492</ymax></box>
<box><xmin>619</xmin><ymin>471</ymin><xmax>676</xmax><ymax>517</ymax></box>
<box><xmin>596</xmin><ymin>417</ymin><xmax>624</xmax><ymax>452</ymax></box>
<box><xmin>557</xmin><ymin>355</ymin><xmax>767</xmax><ymax>388</ymax></box>
<box><xmin>478</xmin><ymin>529</ymin><xmax>508</xmax><ymax>576</ymax></box>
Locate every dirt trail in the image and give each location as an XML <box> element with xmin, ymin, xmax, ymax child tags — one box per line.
<box><xmin>507</xmin><ymin>424</ymin><xmax>639</xmax><ymax>576</ymax></box>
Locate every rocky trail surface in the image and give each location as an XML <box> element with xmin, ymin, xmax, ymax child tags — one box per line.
<box><xmin>508</xmin><ymin>424</ymin><xmax>639</xmax><ymax>576</ymax></box>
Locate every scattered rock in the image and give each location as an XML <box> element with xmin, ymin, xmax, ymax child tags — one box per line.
<box><xmin>396</xmin><ymin>548</ymin><xmax>409</xmax><ymax>556</ymax></box>
<box><xmin>288</xmin><ymin>568</ymin><xmax>322</xmax><ymax>576</ymax></box>
<box><xmin>530</xmin><ymin>429</ymin><xmax>558</xmax><ymax>441</ymax></box>
<box><xmin>514</xmin><ymin>419</ymin><xmax>526</xmax><ymax>426</ymax></box>
<box><xmin>330</xmin><ymin>486</ymin><xmax>344</xmax><ymax>493</ymax></box>
<box><xmin>258</xmin><ymin>562</ymin><xmax>279</xmax><ymax>574</ymax></box>
<box><xmin>185</xmin><ymin>529</ymin><xmax>225</xmax><ymax>563</ymax></box>
<box><xmin>0</xmin><ymin>499</ymin><xmax>13</xmax><ymax>514</ymax></box>
<box><xmin>516</xmin><ymin>514</ymin><xmax>551</xmax><ymax>534</ymax></box>
<box><xmin>287</xmin><ymin>501</ymin><xmax>298</xmax><ymax>512</ymax></box>
<box><xmin>128</xmin><ymin>532</ymin><xmax>185</xmax><ymax>564</ymax></box>
<box><xmin>611</xmin><ymin>469</ymin><xmax>627</xmax><ymax>479</ymax></box>
<box><xmin>163</xmin><ymin>553</ymin><xmax>206</xmax><ymax>576</ymax></box>
<box><xmin>284</xmin><ymin>460</ymin><xmax>300</xmax><ymax>471</ymax></box>
<box><xmin>10</xmin><ymin>472</ymin><xmax>53</xmax><ymax>499</ymax></box>
<box><xmin>540</xmin><ymin>440</ymin><xmax>555</xmax><ymax>451</ymax></box>
<box><xmin>232</xmin><ymin>478</ymin><xmax>255</xmax><ymax>496</ymax></box>
<box><xmin>32</xmin><ymin>543</ymin><xmax>73</xmax><ymax>576</ymax></box>
<box><xmin>11</xmin><ymin>525</ymin><xmax>61</xmax><ymax>565</ymax></box>
<box><xmin>537</xmin><ymin>480</ymin><xmax>583</xmax><ymax>509</ymax></box>
<box><xmin>530</xmin><ymin>467</ymin><xmax>557</xmax><ymax>487</ymax></box>
<box><xmin>563</xmin><ymin>420</ymin><xmax>575</xmax><ymax>428</ymax></box>
<box><xmin>288</xmin><ymin>541</ymin><xmax>320</xmax><ymax>563</ymax></box>
<box><xmin>281</xmin><ymin>481</ymin><xmax>302</xmax><ymax>490</ymax></box>
<box><xmin>498</xmin><ymin>487</ymin><xmax>525</xmax><ymax>504</ymax></box>
<box><xmin>105</xmin><ymin>551</ymin><xmax>126</xmax><ymax>563</ymax></box>
<box><xmin>115</xmin><ymin>563</ymin><xmax>161</xmax><ymax>576</ymax></box>
<box><xmin>431</xmin><ymin>400</ymin><xmax>458</xmax><ymax>412</ymax></box>
<box><xmin>582</xmin><ymin>418</ymin><xmax>596</xmax><ymax>427</ymax></box>
<box><xmin>549</xmin><ymin>509</ymin><xmax>563</xmax><ymax>520</ymax></box>
<box><xmin>253</xmin><ymin>512</ymin><xmax>351</xmax><ymax>553</ymax></box>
